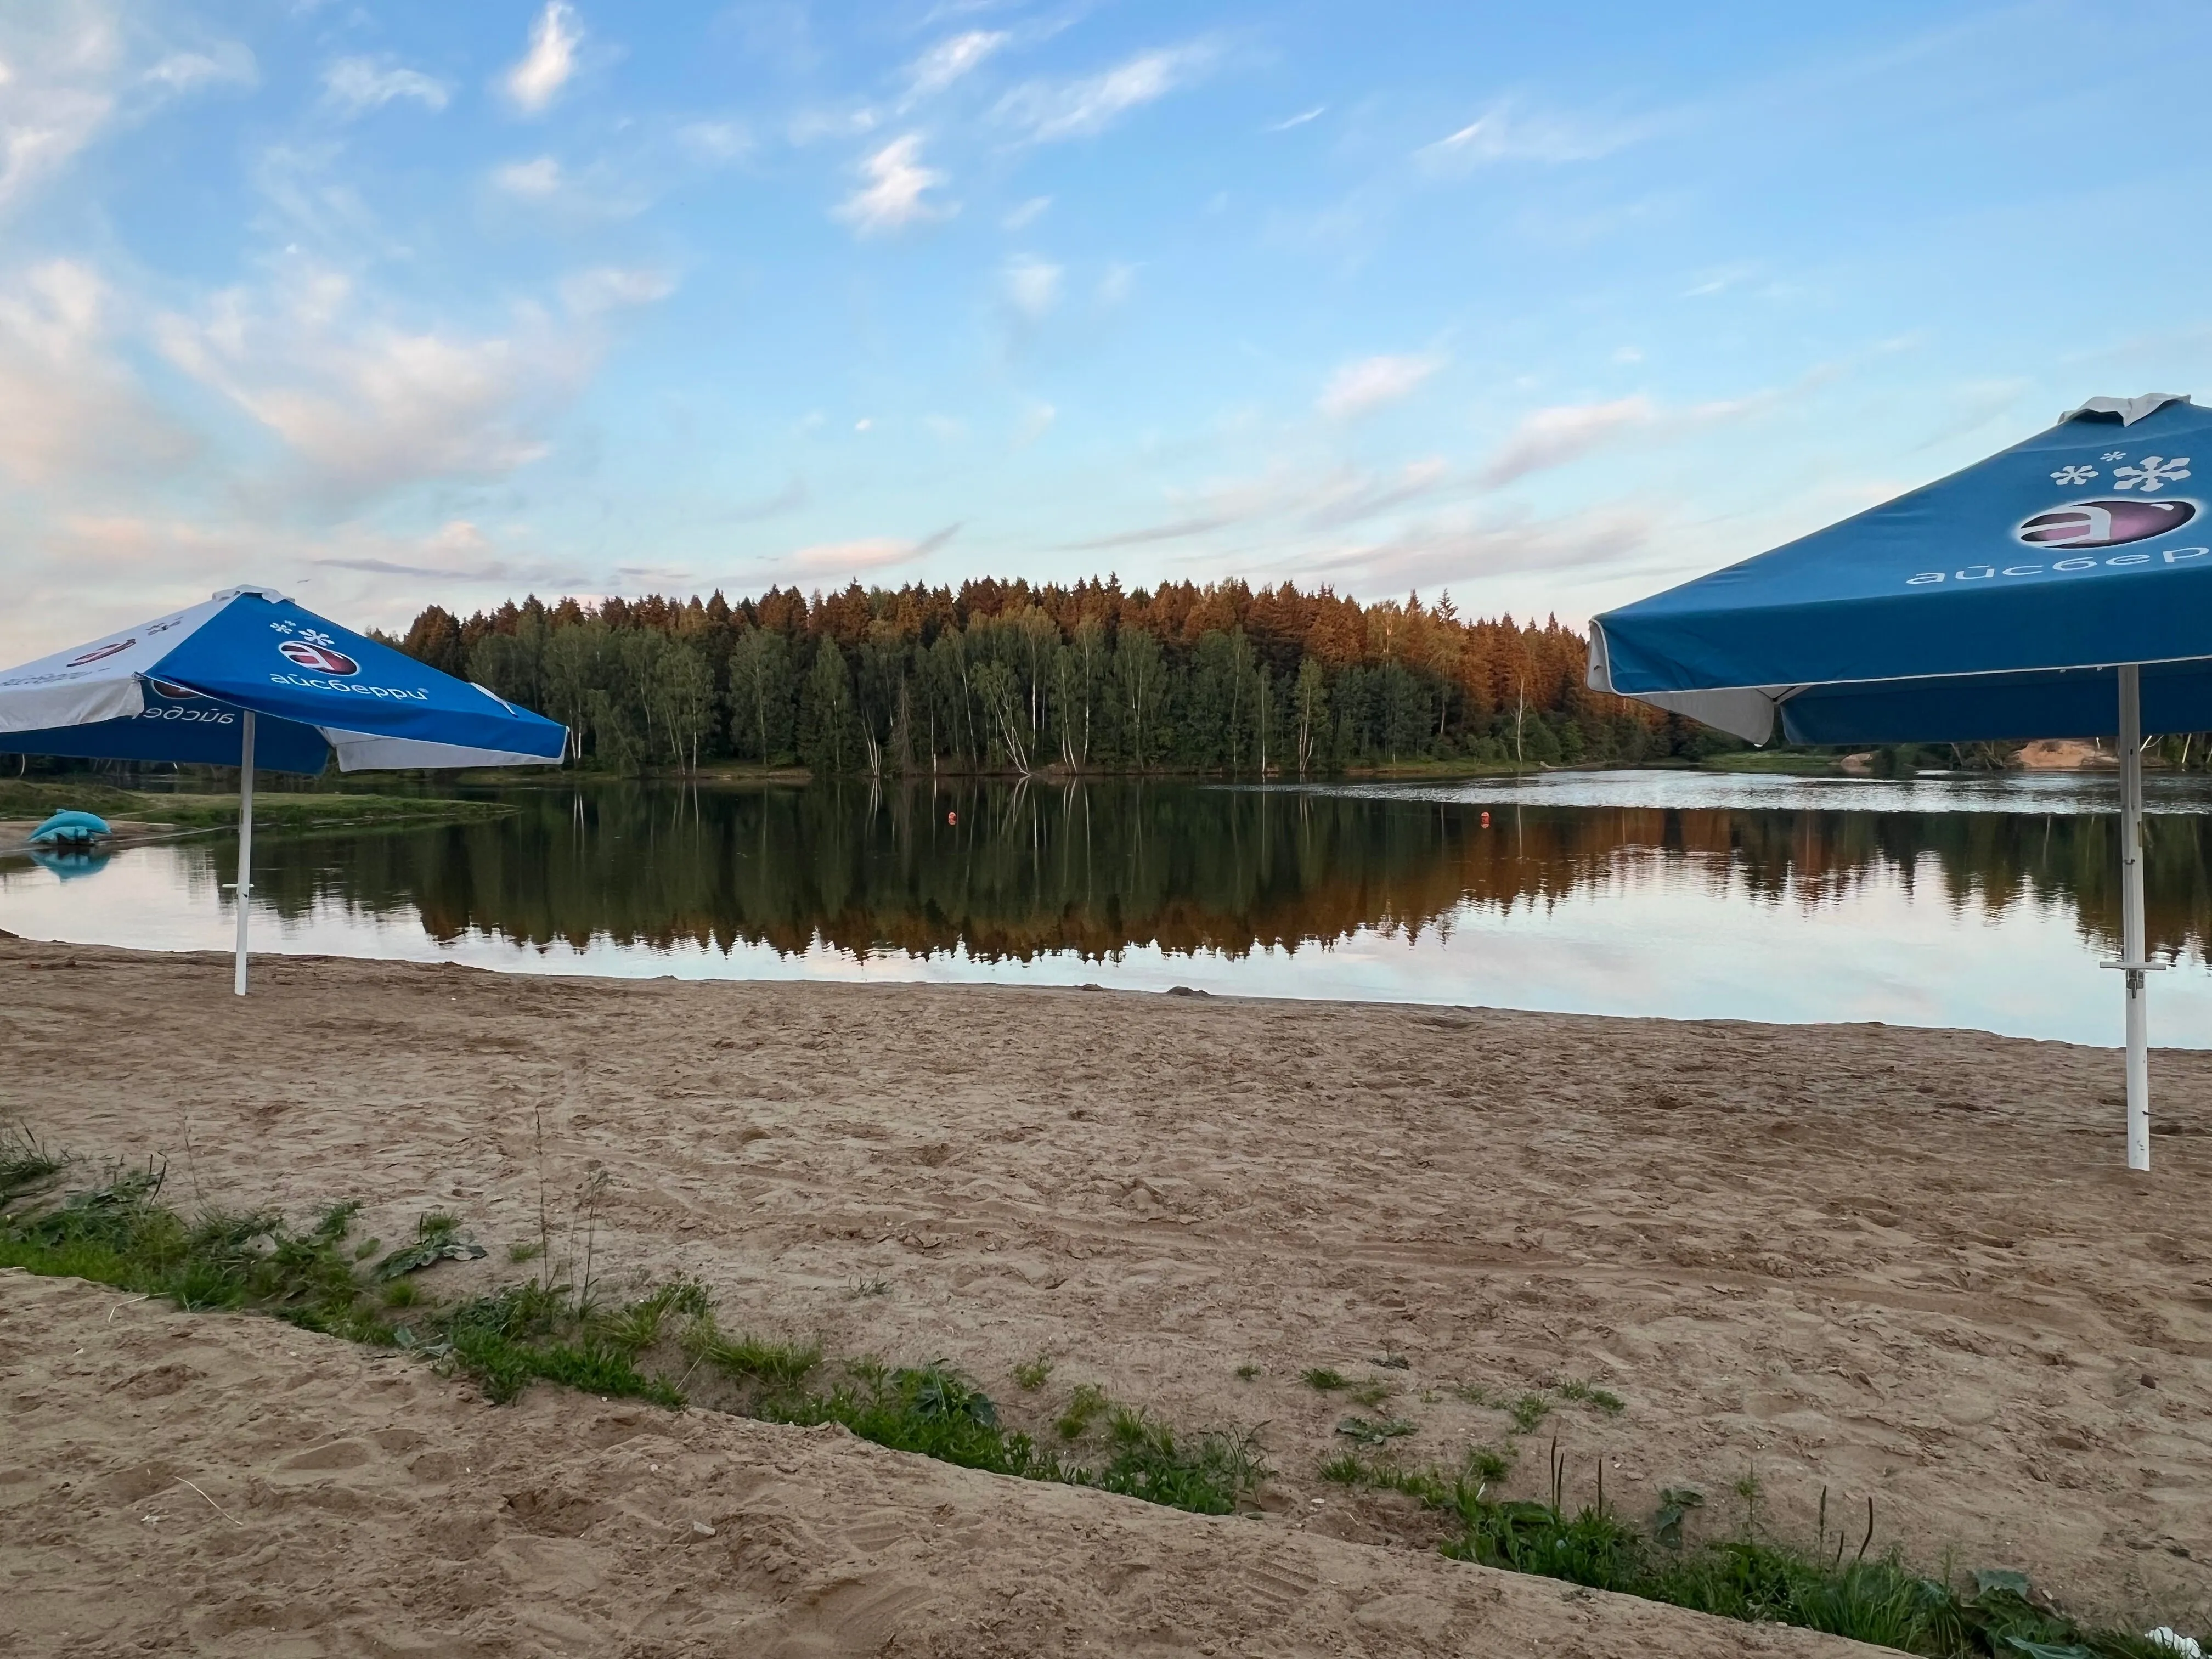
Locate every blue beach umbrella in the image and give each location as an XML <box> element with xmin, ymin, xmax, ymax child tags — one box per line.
<box><xmin>1589</xmin><ymin>392</ymin><xmax>2212</xmax><ymax>1169</ymax></box>
<box><xmin>0</xmin><ymin>585</ymin><xmax>566</xmax><ymax>995</ymax></box>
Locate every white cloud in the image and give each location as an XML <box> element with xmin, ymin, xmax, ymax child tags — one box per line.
<box><xmin>1003</xmin><ymin>255</ymin><xmax>1061</xmax><ymax>320</ymax></box>
<box><xmin>1416</xmin><ymin>102</ymin><xmax>1630</xmax><ymax>171</ymax></box>
<box><xmin>907</xmin><ymin>31</ymin><xmax>1008</xmax><ymax>99</ymax></box>
<box><xmin>153</xmin><ymin>264</ymin><xmax>591</xmax><ymax>500</ymax></box>
<box><xmin>1317</xmin><ymin>353</ymin><xmax>1444</xmax><ymax>419</ymax></box>
<box><xmin>834</xmin><ymin>134</ymin><xmax>950</xmax><ymax>236</ymax></box>
<box><xmin>503</xmin><ymin>2</ymin><xmax>581</xmax><ymax>115</ymax></box>
<box><xmin>1268</xmin><ymin>105</ymin><xmax>1324</xmax><ymax>132</ymax></box>
<box><xmin>323</xmin><ymin>56</ymin><xmax>449</xmax><ymax>116</ymax></box>
<box><xmin>492</xmin><ymin>155</ymin><xmax>562</xmax><ymax>198</ymax></box>
<box><xmin>1479</xmin><ymin>396</ymin><xmax>1654</xmax><ymax>486</ymax></box>
<box><xmin>997</xmin><ymin>42</ymin><xmax>1215</xmax><ymax>143</ymax></box>
<box><xmin>0</xmin><ymin>259</ymin><xmax>190</xmax><ymax>487</ymax></box>
<box><xmin>1002</xmin><ymin>195</ymin><xmax>1049</xmax><ymax>230</ymax></box>
<box><xmin>559</xmin><ymin>266</ymin><xmax>676</xmax><ymax>314</ymax></box>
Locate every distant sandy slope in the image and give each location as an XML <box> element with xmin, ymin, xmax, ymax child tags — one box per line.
<box><xmin>0</xmin><ymin>1270</ymin><xmax>1872</xmax><ymax>1657</ymax></box>
<box><xmin>1</xmin><ymin>937</ymin><xmax>2208</xmax><ymax>1641</ymax></box>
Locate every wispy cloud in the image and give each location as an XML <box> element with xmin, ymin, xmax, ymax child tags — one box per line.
<box><xmin>1002</xmin><ymin>195</ymin><xmax>1050</xmax><ymax>229</ymax></box>
<box><xmin>1318</xmin><ymin>352</ymin><xmax>1444</xmax><ymax>419</ymax></box>
<box><xmin>1096</xmin><ymin>263</ymin><xmax>1135</xmax><ymax>306</ymax></box>
<box><xmin>0</xmin><ymin>12</ymin><xmax>251</xmax><ymax>214</ymax></box>
<box><xmin>834</xmin><ymin>134</ymin><xmax>950</xmax><ymax>235</ymax></box>
<box><xmin>152</xmin><ymin>263</ymin><xmax>592</xmax><ymax>501</ymax></box>
<box><xmin>1003</xmin><ymin>255</ymin><xmax>1061</xmax><ymax>320</ymax></box>
<box><xmin>907</xmin><ymin>30</ymin><xmax>1008</xmax><ymax>99</ymax></box>
<box><xmin>559</xmin><ymin>266</ymin><xmax>676</xmax><ymax>314</ymax></box>
<box><xmin>503</xmin><ymin>2</ymin><xmax>581</xmax><ymax>115</ymax></box>
<box><xmin>1014</xmin><ymin>400</ymin><xmax>1055</xmax><ymax>447</ymax></box>
<box><xmin>1061</xmin><ymin>515</ymin><xmax>1239</xmax><ymax>552</ymax></box>
<box><xmin>997</xmin><ymin>42</ymin><xmax>1215</xmax><ymax>143</ymax></box>
<box><xmin>310</xmin><ymin>521</ymin><xmax>589</xmax><ymax>588</ymax></box>
<box><xmin>1314</xmin><ymin>500</ymin><xmax>1658</xmax><ymax>592</ymax></box>
<box><xmin>1479</xmin><ymin>396</ymin><xmax>1655</xmax><ymax>486</ymax></box>
<box><xmin>1416</xmin><ymin>101</ymin><xmax>1634</xmax><ymax>171</ymax></box>
<box><xmin>322</xmin><ymin>56</ymin><xmax>447</xmax><ymax>116</ymax></box>
<box><xmin>676</xmin><ymin>120</ymin><xmax>749</xmax><ymax>164</ymax></box>
<box><xmin>1304</xmin><ymin>458</ymin><xmax>1450</xmax><ymax>528</ymax></box>
<box><xmin>0</xmin><ymin>259</ymin><xmax>192</xmax><ymax>487</ymax></box>
<box><xmin>492</xmin><ymin>156</ymin><xmax>563</xmax><ymax>199</ymax></box>
<box><xmin>1268</xmin><ymin>105</ymin><xmax>1325</xmax><ymax>132</ymax></box>
<box><xmin>1060</xmin><ymin>455</ymin><xmax>1458</xmax><ymax>552</ymax></box>
<box><xmin>143</xmin><ymin>49</ymin><xmax>255</xmax><ymax>96</ymax></box>
<box><xmin>720</xmin><ymin>475</ymin><xmax>808</xmax><ymax>523</ymax></box>
<box><xmin>786</xmin><ymin>523</ymin><xmax>961</xmax><ymax>574</ymax></box>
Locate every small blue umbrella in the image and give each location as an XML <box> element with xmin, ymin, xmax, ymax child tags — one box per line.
<box><xmin>1590</xmin><ymin>393</ymin><xmax>2210</xmax><ymax>1169</ymax></box>
<box><xmin>0</xmin><ymin>585</ymin><xmax>566</xmax><ymax>995</ymax></box>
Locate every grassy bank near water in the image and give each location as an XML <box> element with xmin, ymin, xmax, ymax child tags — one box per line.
<box><xmin>0</xmin><ymin>778</ymin><xmax>516</xmax><ymax>833</ymax></box>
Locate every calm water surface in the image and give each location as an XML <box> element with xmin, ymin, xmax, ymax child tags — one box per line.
<box><xmin>7</xmin><ymin>768</ymin><xmax>2212</xmax><ymax>1046</ymax></box>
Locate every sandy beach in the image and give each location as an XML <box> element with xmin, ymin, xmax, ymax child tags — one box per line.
<box><xmin>3</xmin><ymin>935</ymin><xmax>2208</xmax><ymax>1651</ymax></box>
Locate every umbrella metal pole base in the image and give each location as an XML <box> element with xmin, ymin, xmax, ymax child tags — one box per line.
<box><xmin>2119</xmin><ymin>665</ymin><xmax>2149</xmax><ymax>1170</ymax></box>
<box><xmin>233</xmin><ymin>710</ymin><xmax>255</xmax><ymax>998</ymax></box>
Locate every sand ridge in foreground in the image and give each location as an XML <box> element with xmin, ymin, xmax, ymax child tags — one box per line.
<box><xmin>2</xmin><ymin>938</ymin><xmax>2208</xmax><ymax>1632</ymax></box>
<box><xmin>0</xmin><ymin>1271</ymin><xmax>1880</xmax><ymax>1657</ymax></box>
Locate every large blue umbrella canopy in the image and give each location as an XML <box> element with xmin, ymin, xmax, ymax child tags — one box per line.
<box><xmin>0</xmin><ymin>585</ymin><xmax>566</xmax><ymax>996</ymax></box>
<box><xmin>0</xmin><ymin>585</ymin><xmax>565</xmax><ymax>771</ymax></box>
<box><xmin>1589</xmin><ymin>394</ymin><xmax>2202</xmax><ymax>1172</ymax></box>
<box><xmin>1588</xmin><ymin>393</ymin><xmax>2209</xmax><ymax>746</ymax></box>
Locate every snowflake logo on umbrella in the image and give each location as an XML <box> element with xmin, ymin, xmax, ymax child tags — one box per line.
<box><xmin>2112</xmin><ymin>455</ymin><xmax>2191</xmax><ymax>493</ymax></box>
<box><xmin>2051</xmin><ymin>464</ymin><xmax>2098</xmax><ymax>486</ymax></box>
<box><xmin>2102</xmin><ymin>450</ymin><xmax>2128</xmax><ymax>462</ymax></box>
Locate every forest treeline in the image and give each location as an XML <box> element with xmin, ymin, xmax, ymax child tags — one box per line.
<box><xmin>393</xmin><ymin>578</ymin><xmax>1727</xmax><ymax>776</ymax></box>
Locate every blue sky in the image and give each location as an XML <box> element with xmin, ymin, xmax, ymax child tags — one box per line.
<box><xmin>6</xmin><ymin>0</ymin><xmax>2212</xmax><ymax>661</ymax></box>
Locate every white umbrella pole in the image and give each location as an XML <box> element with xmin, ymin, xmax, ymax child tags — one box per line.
<box><xmin>2118</xmin><ymin>665</ymin><xmax>2151</xmax><ymax>1170</ymax></box>
<box><xmin>233</xmin><ymin>710</ymin><xmax>256</xmax><ymax>998</ymax></box>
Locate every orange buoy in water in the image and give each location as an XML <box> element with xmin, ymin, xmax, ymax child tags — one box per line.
<box><xmin>947</xmin><ymin>811</ymin><xmax>957</xmax><ymax>825</ymax></box>
<box><xmin>1480</xmin><ymin>810</ymin><xmax>1491</xmax><ymax>827</ymax></box>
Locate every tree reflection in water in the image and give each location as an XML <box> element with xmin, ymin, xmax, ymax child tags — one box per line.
<box><xmin>207</xmin><ymin>781</ymin><xmax>2212</xmax><ymax>968</ymax></box>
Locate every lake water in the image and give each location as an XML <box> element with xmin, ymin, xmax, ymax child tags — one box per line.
<box><xmin>6</xmin><ymin>768</ymin><xmax>2212</xmax><ymax>1047</ymax></box>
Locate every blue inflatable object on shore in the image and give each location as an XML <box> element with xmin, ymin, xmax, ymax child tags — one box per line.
<box><xmin>27</xmin><ymin>809</ymin><xmax>109</xmax><ymax>847</ymax></box>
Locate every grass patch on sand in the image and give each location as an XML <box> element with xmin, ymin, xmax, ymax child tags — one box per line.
<box><xmin>0</xmin><ymin>1133</ymin><xmax>1262</xmax><ymax>1522</ymax></box>
<box><xmin>1557</xmin><ymin>1378</ymin><xmax>1626</xmax><ymax>1417</ymax></box>
<box><xmin>1013</xmin><ymin>1353</ymin><xmax>1054</xmax><ymax>1390</ymax></box>
<box><xmin>1321</xmin><ymin>1437</ymin><xmax>2182</xmax><ymax>1658</ymax></box>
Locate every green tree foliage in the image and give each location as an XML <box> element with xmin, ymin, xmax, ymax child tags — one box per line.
<box><xmin>411</xmin><ymin>578</ymin><xmax>1707</xmax><ymax>775</ymax></box>
<box><xmin>799</xmin><ymin>631</ymin><xmax>859</xmax><ymax>774</ymax></box>
<box><xmin>726</xmin><ymin>625</ymin><xmax>795</xmax><ymax>764</ymax></box>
